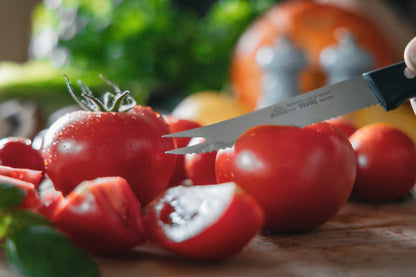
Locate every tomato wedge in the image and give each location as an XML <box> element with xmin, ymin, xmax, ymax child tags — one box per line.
<box><xmin>0</xmin><ymin>165</ymin><xmax>43</xmax><ymax>188</ymax></box>
<box><xmin>52</xmin><ymin>177</ymin><xmax>146</xmax><ymax>256</ymax></box>
<box><xmin>143</xmin><ymin>182</ymin><xmax>264</xmax><ymax>261</ymax></box>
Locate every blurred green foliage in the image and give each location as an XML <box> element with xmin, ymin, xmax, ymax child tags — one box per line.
<box><xmin>30</xmin><ymin>0</ymin><xmax>277</xmax><ymax>110</ymax></box>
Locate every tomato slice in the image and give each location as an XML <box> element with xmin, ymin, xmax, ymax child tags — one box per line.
<box><xmin>0</xmin><ymin>165</ymin><xmax>43</xmax><ymax>188</ymax></box>
<box><xmin>144</xmin><ymin>182</ymin><xmax>264</xmax><ymax>261</ymax></box>
<box><xmin>52</xmin><ymin>177</ymin><xmax>146</xmax><ymax>256</ymax></box>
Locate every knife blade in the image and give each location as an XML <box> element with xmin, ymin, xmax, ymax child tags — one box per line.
<box><xmin>164</xmin><ymin>61</ymin><xmax>416</xmax><ymax>155</ymax></box>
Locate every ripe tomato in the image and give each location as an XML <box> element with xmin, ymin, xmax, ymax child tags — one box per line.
<box><xmin>349</xmin><ymin>123</ymin><xmax>416</xmax><ymax>203</ymax></box>
<box><xmin>216</xmin><ymin>122</ymin><xmax>356</xmax><ymax>232</ymax></box>
<box><xmin>0</xmin><ymin>137</ymin><xmax>45</xmax><ymax>174</ymax></box>
<box><xmin>326</xmin><ymin>117</ymin><xmax>357</xmax><ymax>137</ymax></box>
<box><xmin>143</xmin><ymin>182</ymin><xmax>264</xmax><ymax>261</ymax></box>
<box><xmin>0</xmin><ymin>174</ymin><xmax>40</xmax><ymax>209</ymax></box>
<box><xmin>184</xmin><ymin>137</ymin><xmax>217</xmax><ymax>186</ymax></box>
<box><xmin>52</xmin><ymin>177</ymin><xmax>146</xmax><ymax>256</ymax></box>
<box><xmin>165</xmin><ymin>116</ymin><xmax>201</xmax><ymax>187</ymax></box>
<box><xmin>42</xmin><ymin>105</ymin><xmax>176</xmax><ymax>206</ymax></box>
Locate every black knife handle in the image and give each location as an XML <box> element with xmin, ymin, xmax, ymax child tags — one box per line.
<box><xmin>362</xmin><ymin>61</ymin><xmax>416</xmax><ymax>111</ymax></box>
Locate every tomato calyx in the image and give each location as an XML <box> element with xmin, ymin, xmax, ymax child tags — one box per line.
<box><xmin>64</xmin><ymin>75</ymin><xmax>136</xmax><ymax>112</ymax></box>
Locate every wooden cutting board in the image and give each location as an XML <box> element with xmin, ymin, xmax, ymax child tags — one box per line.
<box><xmin>2</xmin><ymin>197</ymin><xmax>416</xmax><ymax>277</ymax></box>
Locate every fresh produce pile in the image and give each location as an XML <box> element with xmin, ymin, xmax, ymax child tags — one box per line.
<box><xmin>1</xmin><ymin>77</ymin><xmax>416</xmax><ymax>277</ymax></box>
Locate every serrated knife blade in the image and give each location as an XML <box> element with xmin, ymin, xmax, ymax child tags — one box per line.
<box><xmin>164</xmin><ymin>62</ymin><xmax>416</xmax><ymax>155</ymax></box>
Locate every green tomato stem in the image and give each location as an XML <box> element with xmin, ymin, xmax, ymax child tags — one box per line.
<box><xmin>63</xmin><ymin>75</ymin><xmax>136</xmax><ymax>112</ymax></box>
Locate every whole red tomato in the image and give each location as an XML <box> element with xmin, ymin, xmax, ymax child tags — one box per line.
<box><xmin>52</xmin><ymin>177</ymin><xmax>146</xmax><ymax>256</ymax></box>
<box><xmin>0</xmin><ymin>137</ymin><xmax>45</xmax><ymax>174</ymax></box>
<box><xmin>349</xmin><ymin>123</ymin><xmax>416</xmax><ymax>203</ymax></box>
<box><xmin>216</xmin><ymin>122</ymin><xmax>356</xmax><ymax>232</ymax></box>
<box><xmin>184</xmin><ymin>137</ymin><xmax>217</xmax><ymax>186</ymax></box>
<box><xmin>325</xmin><ymin>117</ymin><xmax>357</xmax><ymax>137</ymax></box>
<box><xmin>143</xmin><ymin>182</ymin><xmax>264</xmax><ymax>261</ymax></box>
<box><xmin>42</xmin><ymin>79</ymin><xmax>176</xmax><ymax>205</ymax></box>
<box><xmin>165</xmin><ymin>116</ymin><xmax>201</xmax><ymax>187</ymax></box>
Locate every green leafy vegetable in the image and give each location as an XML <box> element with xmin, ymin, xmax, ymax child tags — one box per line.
<box><xmin>6</xmin><ymin>225</ymin><xmax>100</xmax><ymax>277</ymax></box>
<box><xmin>0</xmin><ymin>183</ymin><xmax>26</xmax><ymax>210</ymax></box>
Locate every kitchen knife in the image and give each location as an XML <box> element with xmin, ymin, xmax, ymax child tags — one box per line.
<box><xmin>164</xmin><ymin>61</ymin><xmax>416</xmax><ymax>155</ymax></box>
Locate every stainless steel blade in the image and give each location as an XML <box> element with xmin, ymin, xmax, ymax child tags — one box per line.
<box><xmin>165</xmin><ymin>76</ymin><xmax>378</xmax><ymax>155</ymax></box>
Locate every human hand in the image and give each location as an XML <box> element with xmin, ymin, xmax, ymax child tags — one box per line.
<box><xmin>404</xmin><ymin>36</ymin><xmax>416</xmax><ymax>113</ymax></box>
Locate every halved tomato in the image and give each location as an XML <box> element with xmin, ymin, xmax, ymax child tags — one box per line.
<box><xmin>143</xmin><ymin>182</ymin><xmax>264</xmax><ymax>261</ymax></box>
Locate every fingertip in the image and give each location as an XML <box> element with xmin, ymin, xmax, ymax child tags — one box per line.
<box><xmin>404</xmin><ymin>37</ymin><xmax>416</xmax><ymax>73</ymax></box>
<box><xmin>410</xmin><ymin>97</ymin><xmax>416</xmax><ymax>115</ymax></box>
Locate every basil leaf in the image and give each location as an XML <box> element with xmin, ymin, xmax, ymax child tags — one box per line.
<box><xmin>0</xmin><ymin>182</ymin><xmax>26</xmax><ymax>209</ymax></box>
<box><xmin>8</xmin><ymin>210</ymin><xmax>53</xmax><ymax>235</ymax></box>
<box><xmin>6</xmin><ymin>225</ymin><xmax>99</xmax><ymax>277</ymax></box>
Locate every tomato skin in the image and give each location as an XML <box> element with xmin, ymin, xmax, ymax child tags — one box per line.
<box><xmin>165</xmin><ymin>116</ymin><xmax>201</xmax><ymax>187</ymax></box>
<box><xmin>52</xmin><ymin>177</ymin><xmax>146</xmax><ymax>256</ymax></box>
<box><xmin>0</xmin><ymin>137</ymin><xmax>45</xmax><ymax>174</ymax></box>
<box><xmin>143</xmin><ymin>183</ymin><xmax>264</xmax><ymax>261</ymax></box>
<box><xmin>216</xmin><ymin>122</ymin><xmax>356</xmax><ymax>232</ymax></box>
<box><xmin>326</xmin><ymin>117</ymin><xmax>357</xmax><ymax>137</ymax></box>
<box><xmin>42</xmin><ymin>106</ymin><xmax>176</xmax><ymax>206</ymax></box>
<box><xmin>184</xmin><ymin>137</ymin><xmax>217</xmax><ymax>186</ymax></box>
<box><xmin>349</xmin><ymin>123</ymin><xmax>416</xmax><ymax>203</ymax></box>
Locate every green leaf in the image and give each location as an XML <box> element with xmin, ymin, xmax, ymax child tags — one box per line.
<box><xmin>8</xmin><ymin>210</ymin><xmax>53</xmax><ymax>236</ymax></box>
<box><xmin>6</xmin><ymin>225</ymin><xmax>100</xmax><ymax>277</ymax></box>
<box><xmin>0</xmin><ymin>182</ymin><xmax>26</xmax><ymax>210</ymax></box>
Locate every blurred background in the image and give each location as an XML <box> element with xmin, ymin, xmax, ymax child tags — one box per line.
<box><xmin>1</xmin><ymin>0</ymin><xmax>416</xmax><ymax>140</ymax></box>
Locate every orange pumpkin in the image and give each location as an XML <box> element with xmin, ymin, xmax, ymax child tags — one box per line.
<box><xmin>230</xmin><ymin>0</ymin><xmax>398</xmax><ymax>111</ymax></box>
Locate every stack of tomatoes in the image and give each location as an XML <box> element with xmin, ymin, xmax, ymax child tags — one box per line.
<box><xmin>2</xmin><ymin>92</ymin><xmax>416</xmax><ymax>260</ymax></box>
<box><xmin>0</xmin><ymin>91</ymin><xmax>264</xmax><ymax>260</ymax></box>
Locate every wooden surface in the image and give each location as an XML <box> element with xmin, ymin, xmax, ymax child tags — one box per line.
<box><xmin>2</xmin><ymin>197</ymin><xmax>416</xmax><ymax>277</ymax></box>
